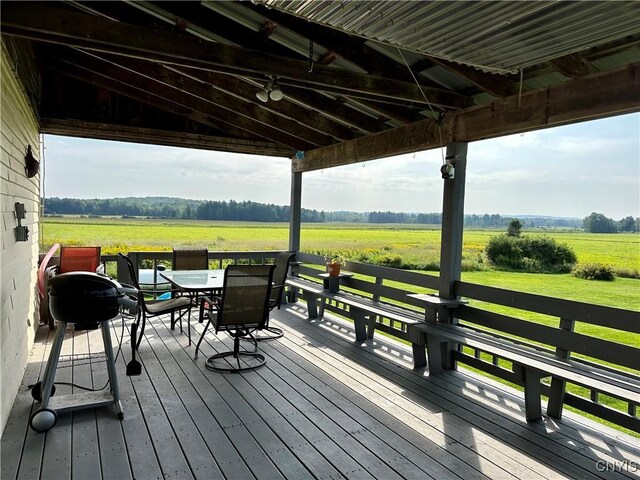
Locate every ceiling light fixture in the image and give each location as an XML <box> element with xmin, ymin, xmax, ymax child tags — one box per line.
<box><xmin>255</xmin><ymin>76</ymin><xmax>283</xmax><ymax>103</ymax></box>
<box><xmin>269</xmin><ymin>77</ymin><xmax>283</xmax><ymax>101</ymax></box>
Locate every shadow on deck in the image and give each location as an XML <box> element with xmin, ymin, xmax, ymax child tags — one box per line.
<box><xmin>2</xmin><ymin>303</ymin><xmax>639</xmax><ymax>480</ymax></box>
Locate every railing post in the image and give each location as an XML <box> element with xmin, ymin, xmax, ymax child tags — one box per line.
<box><xmin>547</xmin><ymin>317</ymin><xmax>575</xmax><ymax>419</ymax></box>
<box><xmin>116</xmin><ymin>254</ymin><xmax>129</xmax><ymax>283</ymax></box>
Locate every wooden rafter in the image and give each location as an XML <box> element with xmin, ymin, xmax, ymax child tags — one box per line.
<box><xmin>67</xmin><ymin>1</ymin><xmax>386</xmax><ymax>136</ymax></box>
<box><xmin>1</xmin><ymin>3</ymin><xmax>471</xmax><ymax>108</ymax></box>
<box><xmin>47</xmin><ymin>50</ymin><xmax>314</xmax><ymax>150</ymax></box>
<box><xmin>550</xmin><ymin>52</ymin><xmax>599</xmax><ymax>78</ymax></box>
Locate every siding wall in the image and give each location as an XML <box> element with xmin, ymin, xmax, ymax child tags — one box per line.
<box><xmin>0</xmin><ymin>39</ymin><xmax>41</xmax><ymax>435</ymax></box>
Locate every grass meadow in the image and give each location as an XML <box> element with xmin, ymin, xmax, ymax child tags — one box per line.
<box><xmin>42</xmin><ymin>216</ymin><xmax>639</xmax><ymax>434</ymax></box>
<box><xmin>42</xmin><ymin>216</ymin><xmax>640</xmax><ymax>311</ymax></box>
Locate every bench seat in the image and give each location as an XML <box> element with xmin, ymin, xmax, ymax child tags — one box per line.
<box><xmin>409</xmin><ymin>322</ymin><xmax>640</xmax><ymax>423</ymax></box>
<box><xmin>286</xmin><ymin>276</ymin><xmax>423</xmax><ymax>341</ymax></box>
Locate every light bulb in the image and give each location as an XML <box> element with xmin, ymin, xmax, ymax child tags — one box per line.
<box><xmin>269</xmin><ymin>87</ymin><xmax>283</xmax><ymax>101</ymax></box>
<box><xmin>256</xmin><ymin>89</ymin><xmax>269</xmax><ymax>102</ymax></box>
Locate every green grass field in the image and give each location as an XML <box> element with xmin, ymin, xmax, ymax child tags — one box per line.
<box><xmin>42</xmin><ymin>217</ymin><xmax>640</xmax><ymax>308</ymax></box>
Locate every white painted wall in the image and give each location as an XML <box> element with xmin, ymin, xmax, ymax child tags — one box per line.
<box><xmin>0</xmin><ymin>40</ymin><xmax>41</xmax><ymax>435</ymax></box>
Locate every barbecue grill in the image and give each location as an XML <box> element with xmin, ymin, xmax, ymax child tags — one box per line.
<box><xmin>29</xmin><ymin>272</ymin><xmax>137</xmax><ymax>433</ymax></box>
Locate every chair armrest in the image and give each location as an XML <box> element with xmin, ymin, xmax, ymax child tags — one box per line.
<box><xmin>200</xmin><ymin>294</ymin><xmax>222</xmax><ymax>311</ymax></box>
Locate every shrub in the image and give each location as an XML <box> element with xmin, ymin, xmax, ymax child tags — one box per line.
<box><xmin>373</xmin><ymin>255</ymin><xmax>404</xmax><ymax>268</ymax></box>
<box><xmin>612</xmin><ymin>267</ymin><xmax>640</xmax><ymax>279</ymax></box>
<box><xmin>573</xmin><ymin>263</ymin><xmax>615</xmax><ymax>281</ymax></box>
<box><xmin>486</xmin><ymin>234</ymin><xmax>576</xmax><ymax>273</ymax></box>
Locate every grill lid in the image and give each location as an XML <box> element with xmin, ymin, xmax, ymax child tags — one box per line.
<box><xmin>49</xmin><ymin>272</ymin><xmax>123</xmax><ymax>299</ymax></box>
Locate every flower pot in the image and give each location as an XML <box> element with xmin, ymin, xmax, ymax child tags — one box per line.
<box><xmin>326</xmin><ymin>263</ymin><xmax>341</xmax><ymax>277</ymax></box>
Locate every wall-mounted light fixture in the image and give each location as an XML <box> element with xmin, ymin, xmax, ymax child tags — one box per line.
<box><xmin>14</xmin><ymin>202</ymin><xmax>29</xmax><ymax>242</ymax></box>
<box><xmin>256</xmin><ymin>76</ymin><xmax>283</xmax><ymax>103</ymax></box>
<box><xmin>24</xmin><ymin>144</ymin><xmax>39</xmax><ymax>178</ymax></box>
<box><xmin>440</xmin><ymin>154</ymin><xmax>456</xmax><ymax>180</ymax></box>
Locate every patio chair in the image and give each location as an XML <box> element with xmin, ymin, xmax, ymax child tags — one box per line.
<box><xmin>119</xmin><ymin>253</ymin><xmax>192</xmax><ymax>349</ymax></box>
<box><xmin>172</xmin><ymin>248</ymin><xmax>209</xmax><ymax>270</ymax></box>
<box><xmin>195</xmin><ymin>264</ymin><xmax>275</xmax><ymax>373</ymax></box>
<box><xmin>58</xmin><ymin>246</ymin><xmax>103</xmax><ymax>274</ymax></box>
<box><xmin>254</xmin><ymin>251</ymin><xmax>295</xmax><ymax>341</ymax></box>
<box><xmin>173</xmin><ymin>247</ymin><xmax>211</xmax><ymax>322</ymax></box>
<box><xmin>49</xmin><ymin>246</ymin><xmax>104</xmax><ymax>330</ymax></box>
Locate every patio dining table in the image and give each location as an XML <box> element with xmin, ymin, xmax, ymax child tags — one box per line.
<box><xmin>159</xmin><ymin>269</ymin><xmax>225</xmax><ymax>343</ymax></box>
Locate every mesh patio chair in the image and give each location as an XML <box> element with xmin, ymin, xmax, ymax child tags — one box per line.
<box><xmin>119</xmin><ymin>253</ymin><xmax>192</xmax><ymax>349</ymax></box>
<box><xmin>173</xmin><ymin>248</ymin><xmax>212</xmax><ymax>322</ymax></box>
<box><xmin>50</xmin><ymin>246</ymin><xmax>104</xmax><ymax>330</ymax></box>
<box><xmin>172</xmin><ymin>248</ymin><xmax>209</xmax><ymax>270</ymax></box>
<box><xmin>58</xmin><ymin>246</ymin><xmax>103</xmax><ymax>274</ymax></box>
<box><xmin>195</xmin><ymin>264</ymin><xmax>275</xmax><ymax>373</ymax></box>
<box><xmin>254</xmin><ymin>252</ymin><xmax>295</xmax><ymax>341</ymax></box>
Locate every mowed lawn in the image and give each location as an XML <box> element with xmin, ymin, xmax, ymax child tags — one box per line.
<box><xmin>42</xmin><ymin>217</ymin><xmax>640</xmax><ymax>313</ymax></box>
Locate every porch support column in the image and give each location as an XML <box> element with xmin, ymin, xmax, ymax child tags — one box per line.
<box><xmin>289</xmin><ymin>170</ymin><xmax>302</xmax><ymax>253</ymax></box>
<box><xmin>439</xmin><ymin>142</ymin><xmax>468</xmax><ymax>299</ymax></box>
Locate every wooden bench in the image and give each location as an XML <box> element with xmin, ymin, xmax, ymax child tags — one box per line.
<box><xmin>408</xmin><ymin>311</ymin><xmax>640</xmax><ymax>429</ymax></box>
<box><xmin>286</xmin><ymin>276</ymin><xmax>424</xmax><ymax>342</ymax></box>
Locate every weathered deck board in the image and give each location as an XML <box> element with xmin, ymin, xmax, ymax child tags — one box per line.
<box><xmin>2</xmin><ymin>303</ymin><xmax>639</xmax><ymax>480</ymax></box>
<box><xmin>1</xmin><ymin>326</ymin><xmax>53</xmax><ymax>480</ymax></box>
<box><xmin>71</xmin><ymin>329</ymin><xmax>102</xmax><ymax>479</ymax></box>
<box><xmin>279</xmin><ymin>306</ymin><xmax>635</xmax><ymax>480</ymax></box>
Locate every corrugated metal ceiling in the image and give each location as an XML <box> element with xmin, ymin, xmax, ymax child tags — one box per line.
<box><xmin>254</xmin><ymin>0</ymin><xmax>640</xmax><ymax>74</ymax></box>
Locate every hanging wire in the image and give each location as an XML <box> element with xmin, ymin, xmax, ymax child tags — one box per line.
<box><xmin>518</xmin><ymin>68</ymin><xmax>524</xmax><ymax>108</ymax></box>
<box><xmin>397</xmin><ymin>47</ymin><xmax>445</xmax><ymax>164</ymax></box>
<box><xmin>308</xmin><ymin>40</ymin><xmax>314</xmax><ymax>73</ymax></box>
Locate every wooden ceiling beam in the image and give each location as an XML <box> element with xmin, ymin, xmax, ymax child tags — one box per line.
<box><xmin>40</xmin><ymin>118</ymin><xmax>292</xmax><ymax>156</ymax></box>
<box><xmin>164</xmin><ymin>66</ymin><xmax>356</xmax><ymax>142</ymax></box>
<box><xmin>43</xmin><ymin>58</ymin><xmax>257</xmax><ymax>141</ymax></box>
<box><xmin>550</xmin><ymin>52</ymin><xmax>599</xmax><ymax>78</ymax></box>
<box><xmin>66</xmin><ymin>1</ymin><xmax>363</xmax><ymax>139</ymax></box>
<box><xmin>146</xmin><ymin>1</ymin><xmax>411</xmax><ymax>132</ymax></box>
<box><xmin>1</xmin><ymin>3</ymin><xmax>471</xmax><ymax>108</ymax></box>
<box><xmin>89</xmin><ymin>52</ymin><xmax>336</xmax><ymax>147</ymax></box>
<box><xmin>293</xmin><ymin>63</ymin><xmax>640</xmax><ymax>172</ymax></box>
<box><xmin>47</xmin><ymin>50</ymin><xmax>313</xmax><ymax>150</ymax></box>
<box><xmin>280</xmin><ymin>85</ymin><xmax>390</xmax><ymax>134</ymax></box>
<box><xmin>128</xmin><ymin>2</ymin><xmax>391</xmax><ymax>136</ymax></box>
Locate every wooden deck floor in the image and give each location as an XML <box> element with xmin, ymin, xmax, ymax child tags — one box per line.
<box><xmin>2</xmin><ymin>302</ymin><xmax>639</xmax><ymax>480</ymax></box>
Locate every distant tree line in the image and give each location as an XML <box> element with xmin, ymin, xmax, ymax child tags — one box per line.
<box><xmin>43</xmin><ymin>197</ymin><xmax>637</xmax><ymax>230</ymax></box>
<box><xmin>44</xmin><ymin>197</ymin><xmax>325</xmax><ymax>222</ymax></box>
<box><xmin>582</xmin><ymin>212</ymin><xmax>639</xmax><ymax>233</ymax></box>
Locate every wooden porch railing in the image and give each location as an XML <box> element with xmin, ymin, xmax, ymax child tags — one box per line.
<box><xmin>98</xmin><ymin>250</ymin><xmax>639</xmax><ymax>431</ymax></box>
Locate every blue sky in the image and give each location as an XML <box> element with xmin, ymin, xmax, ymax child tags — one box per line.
<box><xmin>43</xmin><ymin>112</ymin><xmax>639</xmax><ymax>219</ymax></box>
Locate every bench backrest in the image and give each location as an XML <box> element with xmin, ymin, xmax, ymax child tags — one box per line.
<box><xmin>297</xmin><ymin>252</ymin><xmax>439</xmax><ymax>310</ymax></box>
<box><xmin>455</xmin><ymin>281</ymin><xmax>640</xmax><ymax>371</ymax></box>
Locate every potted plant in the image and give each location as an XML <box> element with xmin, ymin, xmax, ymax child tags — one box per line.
<box><xmin>325</xmin><ymin>255</ymin><xmax>346</xmax><ymax>277</ymax></box>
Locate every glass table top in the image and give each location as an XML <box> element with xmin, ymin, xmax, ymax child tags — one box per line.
<box><xmin>159</xmin><ymin>269</ymin><xmax>225</xmax><ymax>291</ymax></box>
